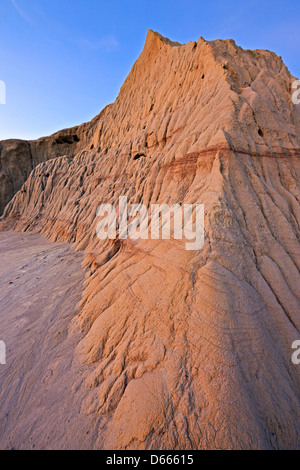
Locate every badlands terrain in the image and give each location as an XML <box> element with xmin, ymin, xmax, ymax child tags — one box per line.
<box><xmin>0</xmin><ymin>30</ymin><xmax>300</xmax><ymax>449</ymax></box>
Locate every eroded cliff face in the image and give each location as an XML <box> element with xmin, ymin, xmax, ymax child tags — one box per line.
<box><xmin>0</xmin><ymin>119</ymin><xmax>99</xmax><ymax>214</ymax></box>
<box><xmin>0</xmin><ymin>30</ymin><xmax>300</xmax><ymax>450</ymax></box>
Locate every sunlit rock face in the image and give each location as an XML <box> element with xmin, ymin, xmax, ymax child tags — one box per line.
<box><xmin>0</xmin><ymin>30</ymin><xmax>300</xmax><ymax>450</ymax></box>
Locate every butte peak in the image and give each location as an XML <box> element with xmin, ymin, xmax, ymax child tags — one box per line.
<box><xmin>144</xmin><ymin>29</ymin><xmax>182</xmax><ymax>48</ymax></box>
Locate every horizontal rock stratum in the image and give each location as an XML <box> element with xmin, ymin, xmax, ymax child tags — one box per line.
<box><xmin>0</xmin><ymin>30</ymin><xmax>300</xmax><ymax>449</ymax></box>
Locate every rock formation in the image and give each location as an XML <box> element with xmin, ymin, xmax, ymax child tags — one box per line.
<box><xmin>0</xmin><ymin>118</ymin><xmax>98</xmax><ymax>214</ymax></box>
<box><xmin>0</xmin><ymin>30</ymin><xmax>299</xmax><ymax>450</ymax></box>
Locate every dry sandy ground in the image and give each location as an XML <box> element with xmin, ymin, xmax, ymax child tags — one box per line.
<box><xmin>0</xmin><ymin>231</ymin><xmax>98</xmax><ymax>450</ymax></box>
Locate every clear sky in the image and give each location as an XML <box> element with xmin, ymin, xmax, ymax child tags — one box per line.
<box><xmin>0</xmin><ymin>0</ymin><xmax>299</xmax><ymax>140</ymax></box>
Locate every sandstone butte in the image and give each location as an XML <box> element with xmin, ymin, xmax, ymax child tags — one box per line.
<box><xmin>0</xmin><ymin>30</ymin><xmax>300</xmax><ymax>450</ymax></box>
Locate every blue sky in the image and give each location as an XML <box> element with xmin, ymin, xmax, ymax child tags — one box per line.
<box><xmin>0</xmin><ymin>0</ymin><xmax>299</xmax><ymax>140</ymax></box>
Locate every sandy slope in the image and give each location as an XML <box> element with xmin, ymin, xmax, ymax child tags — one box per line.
<box><xmin>0</xmin><ymin>232</ymin><xmax>98</xmax><ymax>449</ymax></box>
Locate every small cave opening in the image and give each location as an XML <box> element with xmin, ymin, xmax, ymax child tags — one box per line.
<box><xmin>133</xmin><ymin>153</ymin><xmax>146</xmax><ymax>161</ymax></box>
<box><xmin>258</xmin><ymin>128</ymin><xmax>264</xmax><ymax>137</ymax></box>
<box><xmin>55</xmin><ymin>134</ymin><xmax>80</xmax><ymax>145</ymax></box>
<box><xmin>201</xmin><ymin>74</ymin><xmax>205</xmax><ymax>79</ymax></box>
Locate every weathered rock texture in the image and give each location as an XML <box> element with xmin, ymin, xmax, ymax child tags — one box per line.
<box><xmin>0</xmin><ymin>119</ymin><xmax>99</xmax><ymax>214</ymax></box>
<box><xmin>0</xmin><ymin>30</ymin><xmax>300</xmax><ymax>449</ymax></box>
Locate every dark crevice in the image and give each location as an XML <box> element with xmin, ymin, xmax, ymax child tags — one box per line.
<box><xmin>27</xmin><ymin>141</ymin><xmax>34</xmax><ymax>170</ymax></box>
<box><xmin>55</xmin><ymin>135</ymin><xmax>80</xmax><ymax>145</ymax></box>
<box><xmin>133</xmin><ymin>153</ymin><xmax>146</xmax><ymax>161</ymax></box>
<box><xmin>258</xmin><ymin>128</ymin><xmax>264</xmax><ymax>137</ymax></box>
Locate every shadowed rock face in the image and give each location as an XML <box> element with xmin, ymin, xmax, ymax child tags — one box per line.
<box><xmin>0</xmin><ymin>119</ymin><xmax>99</xmax><ymax>215</ymax></box>
<box><xmin>0</xmin><ymin>140</ymin><xmax>33</xmax><ymax>215</ymax></box>
<box><xmin>0</xmin><ymin>30</ymin><xmax>300</xmax><ymax>450</ymax></box>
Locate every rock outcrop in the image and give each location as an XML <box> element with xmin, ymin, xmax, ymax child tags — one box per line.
<box><xmin>0</xmin><ymin>117</ymin><xmax>101</xmax><ymax>214</ymax></box>
<box><xmin>0</xmin><ymin>30</ymin><xmax>300</xmax><ymax>450</ymax></box>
